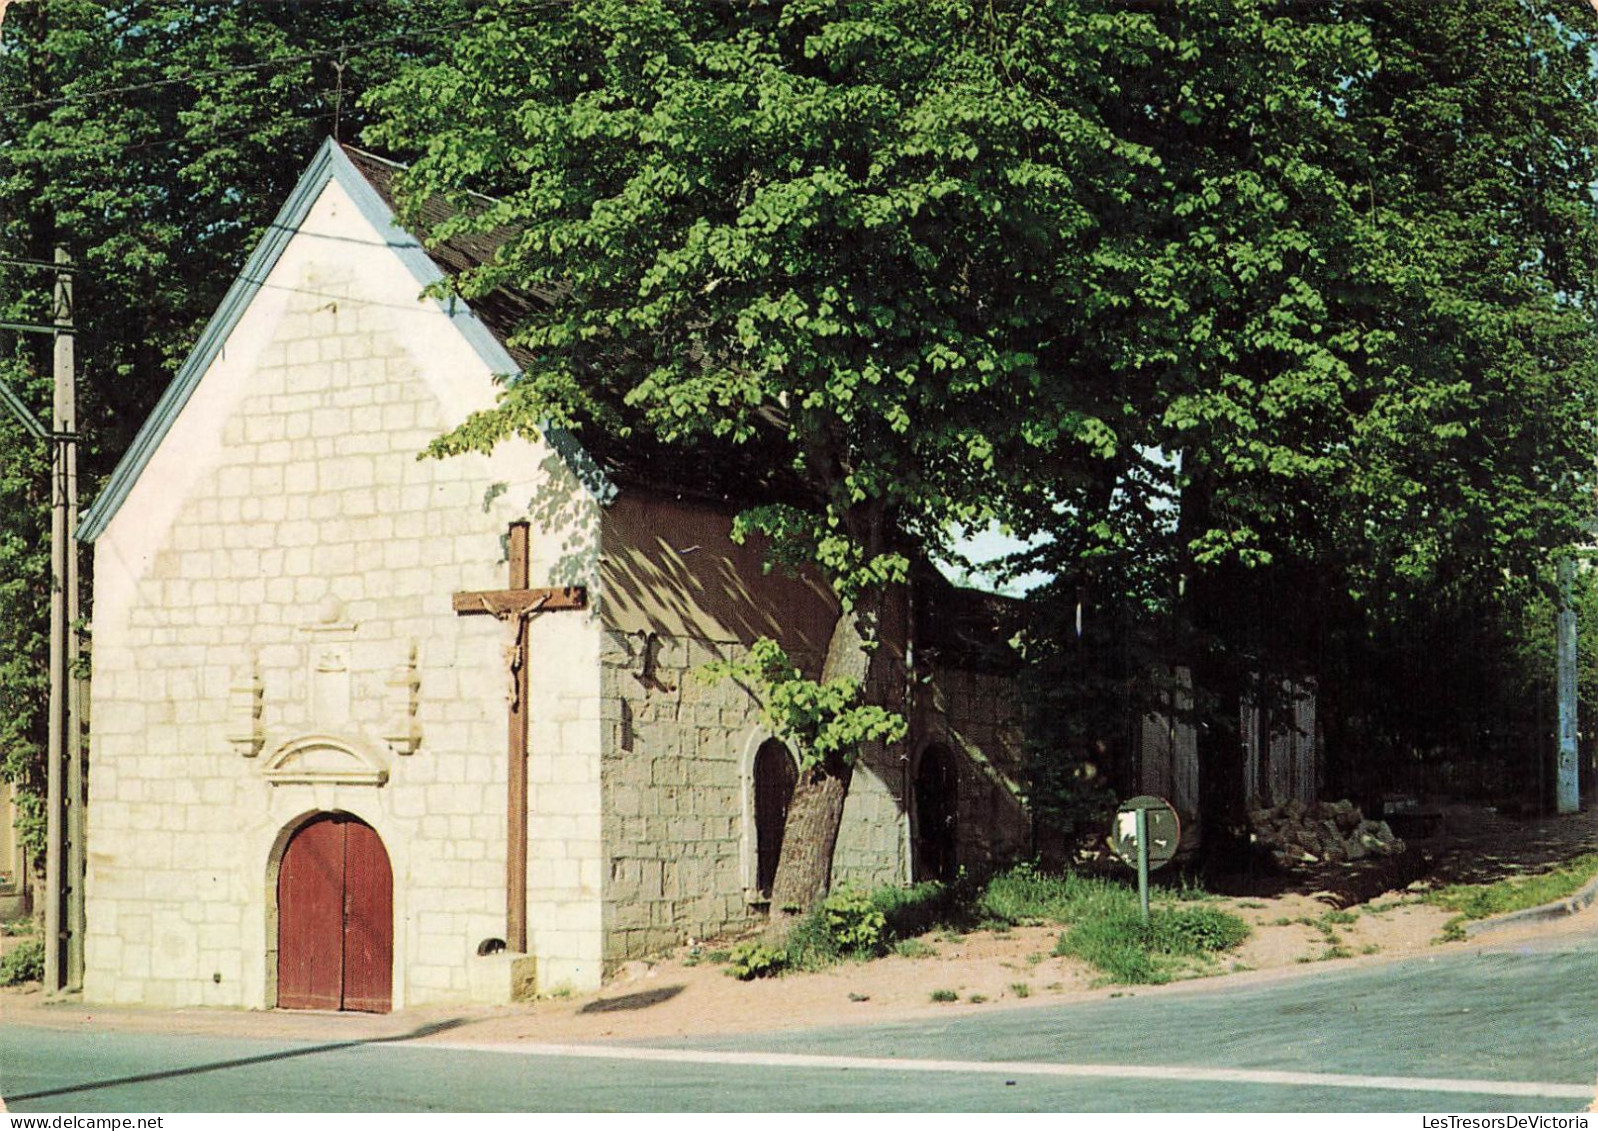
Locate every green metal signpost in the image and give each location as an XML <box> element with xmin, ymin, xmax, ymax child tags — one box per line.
<box><xmin>1111</xmin><ymin>795</ymin><xmax>1180</xmax><ymax>925</ymax></box>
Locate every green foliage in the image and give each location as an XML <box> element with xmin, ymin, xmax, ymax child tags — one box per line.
<box><xmin>779</xmin><ymin>908</ymin><xmax>846</xmax><ymax>972</ymax></box>
<box><xmin>699</xmin><ymin>639</ymin><xmax>905</xmax><ymax>771</ymax></box>
<box><xmin>977</xmin><ymin>863</ymin><xmax>1129</xmax><ymax>927</ymax></box>
<box><xmin>871</xmin><ymin>880</ymin><xmax>965</xmax><ymax>939</ymax></box>
<box><xmin>1054</xmin><ymin>918</ymin><xmax>1163</xmax><ymax>985</ymax></box>
<box><xmin>820</xmin><ymin>883</ymin><xmax>887</xmax><ymax>955</ymax></box>
<box><xmin>0</xmin><ymin>1</ymin><xmax>468</xmax><ymax>857</ymax></box>
<box><xmin>1150</xmin><ymin>907</ymin><xmax>1252</xmax><ymax>955</ymax></box>
<box><xmin>725</xmin><ymin>941</ymin><xmax>789</xmax><ymax>981</ymax></box>
<box><xmin>929</xmin><ymin>989</ymin><xmax>958</xmax><ymax>1003</ymax></box>
<box><xmin>1055</xmin><ymin>903</ymin><xmax>1251</xmax><ymax>986</ymax></box>
<box><xmin>0</xmin><ymin>937</ymin><xmax>43</xmax><ymax>986</ymax></box>
<box><xmin>716</xmin><ymin>866</ymin><xmax>1249</xmax><ymax>986</ymax></box>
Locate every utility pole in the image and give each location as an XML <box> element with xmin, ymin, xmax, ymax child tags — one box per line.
<box><xmin>2</xmin><ymin>251</ymin><xmax>82</xmax><ymax>995</ymax></box>
<box><xmin>41</xmin><ymin>248</ymin><xmax>80</xmax><ymax>993</ymax></box>
<box><xmin>58</xmin><ymin>247</ymin><xmax>83</xmax><ymax>990</ymax></box>
<box><xmin>1556</xmin><ymin>556</ymin><xmax>1580</xmax><ymax>814</ymax></box>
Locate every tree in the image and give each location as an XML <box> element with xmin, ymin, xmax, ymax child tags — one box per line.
<box><xmin>366</xmin><ymin>0</ymin><xmax>1175</xmax><ymax>908</ymax></box>
<box><xmin>1012</xmin><ymin>0</ymin><xmax>1598</xmax><ymax>854</ymax></box>
<box><xmin>368</xmin><ymin>0</ymin><xmax>1598</xmax><ymax>884</ymax></box>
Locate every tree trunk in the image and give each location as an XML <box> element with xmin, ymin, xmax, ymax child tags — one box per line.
<box><xmin>1191</xmin><ymin>639</ymin><xmax>1252</xmax><ymax>874</ymax></box>
<box><xmin>1175</xmin><ymin>469</ymin><xmax>1254</xmax><ymax>873</ymax></box>
<box><xmin>768</xmin><ymin>586</ymin><xmax>893</xmax><ymax>917</ymax></box>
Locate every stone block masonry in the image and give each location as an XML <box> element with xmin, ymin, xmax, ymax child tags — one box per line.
<box><xmin>596</xmin><ymin>627</ymin><xmax>1030</xmax><ymax>968</ymax></box>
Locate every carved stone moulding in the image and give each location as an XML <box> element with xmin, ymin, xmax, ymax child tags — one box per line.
<box><xmin>261</xmin><ymin>732</ymin><xmax>389</xmax><ymax>788</ymax></box>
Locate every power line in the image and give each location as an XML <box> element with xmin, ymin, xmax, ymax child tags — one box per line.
<box><xmin>0</xmin><ymin>257</ymin><xmax>64</xmax><ymax>273</ymax></box>
<box><xmin>0</xmin><ymin>17</ymin><xmax>476</xmax><ymax>116</ymax></box>
<box><xmin>3</xmin><ymin>107</ymin><xmax>339</xmax><ymax>168</ymax></box>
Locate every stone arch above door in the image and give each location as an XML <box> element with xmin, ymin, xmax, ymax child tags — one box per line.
<box><xmin>261</xmin><ymin>733</ymin><xmax>388</xmax><ymax>787</ymax></box>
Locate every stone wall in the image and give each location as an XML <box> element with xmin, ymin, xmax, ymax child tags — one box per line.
<box><xmin>85</xmin><ymin>176</ymin><xmax>606</xmax><ymax>1009</ymax></box>
<box><xmin>596</xmin><ymin>634</ymin><xmax>1028</xmax><ymax>966</ymax></box>
<box><xmin>912</xmin><ymin>665</ymin><xmax>1031</xmax><ymax>877</ymax></box>
<box><xmin>598</xmin><ymin>631</ymin><xmax>763</xmax><ymax>965</ymax></box>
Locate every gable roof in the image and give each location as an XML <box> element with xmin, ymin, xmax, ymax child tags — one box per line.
<box><xmin>79</xmin><ymin>138</ymin><xmax>610</xmax><ymax>543</ymax></box>
<box><xmin>82</xmin><ymin>139</ymin><xmax>812</xmax><ymax>543</ymax></box>
<box><xmin>342</xmin><ymin>146</ymin><xmax>818</xmax><ymax>509</ymax></box>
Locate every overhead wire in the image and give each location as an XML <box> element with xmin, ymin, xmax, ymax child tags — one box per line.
<box><xmin>0</xmin><ymin>0</ymin><xmax>577</xmax><ymax>118</ymax></box>
<box><xmin>0</xmin><ymin>16</ymin><xmax>477</xmax><ymax>116</ymax></box>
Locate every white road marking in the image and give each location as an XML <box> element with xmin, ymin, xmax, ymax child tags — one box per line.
<box><xmin>420</xmin><ymin>1040</ymin><xmax>1594</xmax><ymax>1100</ymax></box>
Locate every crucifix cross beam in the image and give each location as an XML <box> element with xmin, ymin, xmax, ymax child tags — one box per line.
<box><xmin>453</xmin><ymin>521</ymin><xmax>587</xmax><ymax>955</ymax></box>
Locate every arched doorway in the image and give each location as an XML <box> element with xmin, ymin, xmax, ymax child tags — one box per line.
<box><xmin>914</xmin><ymin>745</ymin><xmax>959</xmax><ymax>883</ymax></box>
<box><xmin>276</xmin><ymin>812</ymin><xmax>393</xmax><ymax>1013</ymax></box>
<box><xmin>752</xmin><ymin>739</ymin><xmax>797</xmax><ymax>896</ymax></box>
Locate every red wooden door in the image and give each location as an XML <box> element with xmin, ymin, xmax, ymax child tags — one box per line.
<box><xmin>277</xmin><ymin>814</ymin><xmax>392</xmax><ymax>1013</ymax></box>
<box><xmin>340</xmin><ymin>820</ymin><xmax>393</xmax><ymax>1013</ymax></box>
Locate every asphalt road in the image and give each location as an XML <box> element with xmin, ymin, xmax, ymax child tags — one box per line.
<box><xmin>2</xmin><ymin>930</ymin><xmax>1595</xmax><ymax>1112</ymax></box>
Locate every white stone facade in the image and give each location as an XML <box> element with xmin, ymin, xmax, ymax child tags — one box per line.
<box><xmin>85</xmin><ymin>174</ymin><xmax>605</xmax><ymax>1008</ymax></box>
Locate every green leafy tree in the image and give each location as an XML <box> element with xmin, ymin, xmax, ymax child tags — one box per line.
<box><xmin>366</xmin><ymin>0</ymin><xmax>1172</xmax><ymax>908</ymax></box>
<box><xmin>1010</xmin><ymin>0</ymin><xmax>1598</xmax><ymax>854</ymax></box>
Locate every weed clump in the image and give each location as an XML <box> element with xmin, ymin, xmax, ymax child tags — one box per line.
<box><xmin>0</xmin><ymin>938</ymin><xmax>44</xmax><ymax>986</ymax></box>
<box><xmin>1054</xmin><ymin>903</ymin><xmax>1251</xmax><ymax>985</ymax></box>
<box><xmin>717</xmin><ymin>863</ymin><xmax>1249</xmax><ymax>988</ymax></box>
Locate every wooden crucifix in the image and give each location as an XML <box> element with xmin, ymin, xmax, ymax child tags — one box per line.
<box><xmin>453</xmin><ymin>521</ymin><xmax>586</xmax><ymax>954</ymax></box>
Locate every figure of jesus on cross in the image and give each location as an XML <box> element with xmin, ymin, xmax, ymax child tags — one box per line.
<box><xmin>454</xmin><ymin>521</ymin><xmax>585</xmax><ymax>954</ymax></box>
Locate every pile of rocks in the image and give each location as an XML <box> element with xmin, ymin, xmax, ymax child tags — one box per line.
<box><xmin>1249</xmin><ymin>799</ymin><xmax>1405</xmax><ymax>867</ymax></box>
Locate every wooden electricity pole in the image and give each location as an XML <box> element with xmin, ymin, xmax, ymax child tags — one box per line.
<box><xmin>42</xmin><ymin>247</ymin><xmax>81</xmax><ymax>993</ymax></box>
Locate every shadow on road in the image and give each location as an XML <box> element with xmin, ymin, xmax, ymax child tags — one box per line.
<box><xmin>5</xmin><ymin>1017</ymin><xmax>469</xmax><ymax>1103</ymax></box>
<box><xmin>576</xmin><ymin>985</ymin><xmax>684</xmax><ymax>1014</ymax></box>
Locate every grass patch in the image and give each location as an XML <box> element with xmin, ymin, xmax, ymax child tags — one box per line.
<box><xmin>978</xmin><ymin>867</ymin><xmax>1141</xmax><ymax>927</ymax></box>
<box><xmin>930</xmin><ymin>988</ymin><xmax>958</xmax><ymax>1003</ymax></box>
<box><xmin>1008</xmin><ymin>982</ymin><xmax>1031</xmax><ymax>998</ymax></box>
<box><xmin>872</xmin><ymin>881</ymin><xmax>967</xmax><ymax>938</ymax></box>
<box><xmin>1054</xmin><ymin>903</ymin><xmax>1251</xmax><ymax>985</ymax></box>
<box><xmin>1425</xmin><ymin>853</ymin><xmax>1598</xmax><ymax>921</ymax></box>
<box><xmin>718</xmin><ymin>865</ymin><xmax>1248</xmax><ymax>987</ymax></box>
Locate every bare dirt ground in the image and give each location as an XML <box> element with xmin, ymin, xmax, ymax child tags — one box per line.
<box><xmin>2</xmin><ymin>801</ymin><xmax>1596</xmax><ymax>1048</ymax></box>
